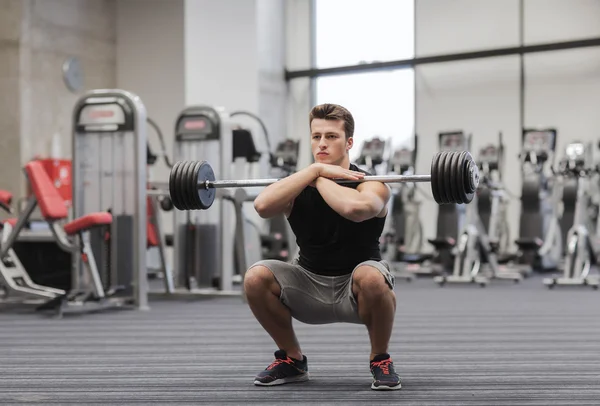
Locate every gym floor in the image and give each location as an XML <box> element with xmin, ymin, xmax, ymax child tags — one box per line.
<box><xmin>1</xmin><ymin>275</ymin><xmax>598</xmax><ymax>405</ymax></box>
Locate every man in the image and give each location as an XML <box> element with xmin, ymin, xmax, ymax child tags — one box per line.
<box><xmin>244</xmin><ymin>103</ymin><xmax>400</xmax><ymax>391</ymax></box>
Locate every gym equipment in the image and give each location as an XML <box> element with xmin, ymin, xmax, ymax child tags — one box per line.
<box><xmin>168</xmin><ymin>151</ymin><xmax>480</xmax><ymax>211</ymax></box>
<box><xmin>0</xmin><ymin>162</ymin><xmax>117</xmax><ymax>314</ymax></box>
<box><xmin>380</xmin><ymin>136</ymin><xmax>427</xmax><ymax>280</ymax></box>
<box><xmin>434</xmin><ymin>133</ymin><xmax>523</xmax><ymax>287</ymax></box>
<box><xmin>147</xmin><ymin>117</ymin><xmax>173</xmax><ymax>168</ymax></box>
<box><xmin>356</xmin><ymin>137</ymin><xmax>389</xmax><ymax>174</ymax></box>
<box><xmin>71</xmin><ymin>89</ymin><xmax>149</xmax><ymax>311</ymax></box>
<box><xmin>0</xmin><ymin>191</ymin><xmax>12</xmax><ymax>213</ymax></box>
<box><xmin>476</xmin><ymin>141</ymin><xmax>513</xmax><ymax>259</ymax></box>
<box><xmin>171</xmin><ymin>106</ymin><xmax>235</xmax><ymax>293</ymax></box>
<box><xmin>508</xmin><ymin>129</ymin><xmax>562</xmax><ymax>274</ymax></box>
<box><xmin>270</xmin><ymin>139</ymin><xmax>300</xmax><ymax>176</ymax></box>
<box><xmin>260</xmin><ymin>139</ymin><xmax>301</xmax><ymax>263</ymax></box>
<box><xmin>0</xmin><ymin>189</ymin><xmax>66</xmax><ymax>302</ymax></box>
<box><xmin>544</xmin><ymin>142</ymin><xmax>599</xmax><ymax>289</ymax></box>
<box><xmin>145</xmin><ymin>119</ymin><xmax>174</xmax><ymax>288</ymax></box>
<box><xmin>415</xmin><ymin>131</ymin><xmax>471</xmax><ymax>276</ymax></box>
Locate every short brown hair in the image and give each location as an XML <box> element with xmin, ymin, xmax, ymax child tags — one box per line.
<box><xmin>309</xmin><ymin>103</ymin><xmax>354</xmax><ymax>139</ymax></box>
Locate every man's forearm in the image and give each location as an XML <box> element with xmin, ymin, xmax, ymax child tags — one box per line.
<box><xmin>315</xmin><ymin>177</ymin><xmax>366</xmax><ymax>221</ymax></box>
<box><xmin>254</xmin><ymin>164</ymin><xmax>319</xmax><ymax>218</ymax></box>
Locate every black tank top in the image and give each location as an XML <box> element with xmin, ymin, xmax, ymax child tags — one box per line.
<box><xmin>287</xmin><ymin>164</ymin><xmax>386</xmax><ymax>276</ymax></box>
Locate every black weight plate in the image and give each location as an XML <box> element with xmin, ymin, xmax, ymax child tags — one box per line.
<box><xmin>462</xmin><ymin>151</ymin><xmax>476</xmax><ymax>203</ymax></box>
<box><xmin>178</xmin><ymin>161</ymin><xmax>194</xmax><ymax>210</ymax></box>
<box><xmin>455</xmin><ymin>152</ymin><xmax>467</xmax><ymax>204</ymax></box>
<box><xmin>169</xmin><ymin>161</ymin><xmax>186</xmax><ymax>210</ymax></box>
<box><xmin>448</xmin><ymin>151</ymin><xmax>460</xmax><ymax>204</ymax></box>
<box><xmin>430</xmin><ymin>152</ymin><xmax>443</xmax><ymax>204</ymax></box>
<box><xmin>168</xmin><ymin>161</ymin><xmax>182</xmax><ymax>210</ymax></box>
<box><xmin>190</xmin><ymin>161</ymin><xmax>203</xmax><ymax>210</ymax></box>
<box><xmin>432</xmin><ymin>152</ymin><xmax>444</xmax><ymax>204</ymax></box>
<box><xmin>175</xmin><ymin>161</ymin><xmax>190</xmax><ymax>210</ymax></box>
<box><xmin>443</xmin><ymin>151</ymin><xmax>455</xmax><ymax>204</ymax></box>
<box><xmin>446</xmin><ymin>152</ymin><xmax>460</xmax><ymax>204</ymax></box>
<box><xmin>183</xmin><ymin>161</ymin><xmax>199</xmax><ymax>210</ymax></box>
<box><xmin>467</xmin><ymin>152</ymin><xmax>479</xmax><ymax>194</ymax></box>
<box><xmin>196</xmin><ymin>161</ymin><xmax>216</xmax><ymax>210</ymax></box>
<box><xmin>187</xmin><ymin>161</ymin><xmax>201</xmax><ymax>210</ymax></box>
<box><xmin>437</xmin><ymin>152</ymin><xmax>450</xmax><ymax>204</ymax></box>
<box><xmin>454</xmin><ymin>152</ymin><xmax>466</xmax><ymax>203</ymax></box>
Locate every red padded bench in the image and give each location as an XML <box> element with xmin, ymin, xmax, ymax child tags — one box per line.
<box><xmin>0</xmin><ymin>161</ymin><xmax>112</xmax><ymax>303</ymax></box>
<box><xmin>25</xmin><ymin>162</ymin><xmax>112</xmax><ymax>235</ymax></box>
<box><xmin>0</xmin><ymin>190</ymin><xmax>12</xmax><ymax>213</ymax></box>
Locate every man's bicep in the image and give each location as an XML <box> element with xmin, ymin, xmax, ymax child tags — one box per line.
<box><xmin>357</xmin><ymin>182</ymin><xmax>391</xmax><ymax>208</ymax></box>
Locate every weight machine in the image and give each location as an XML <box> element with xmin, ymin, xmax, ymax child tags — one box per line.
<box><xmin>505</xmin><ymin>129</ymin><xmax>562</xmax><ymax>275</ymax></box>
<box><xmin>544</xmin><ymin>142</ymin><xmax>599</xmax><ymax>289</ymax></box>
<box><xmin>411</xmin><ymin>131</ymin><xmax>470</xmax><ymax>276</ymax></box>
<box><xmin>476</xmin><ymin>139</ymin><xmax>513</xmax><ymax>262</ymax></box>
<box><xmin>356</xmin><ymin>136</ymin><xmax>389</xmax><ymax>175</ymax></box>
<box><xmin>380</xmin><ymin>135</ymin><xmax>431</xmax><ymax>280</ymax></box>
<box><xmin>36</xmin><ymin>89</ymin><xmax>151</xmax><ymax>314</ymax></box>
<box><xmin>170</xmin><ymin>106</ymin><xmax>236</xmax><ymax>295</ymax></box>
<box><xmin>434</xmin><ymin>133</ymin><xmax>522</xmax><ymax>287</ymax></box>
<box><xmin>260</xmin><ymin>139</ymin><xmax>300</xmax><ymax>263</ymax></box>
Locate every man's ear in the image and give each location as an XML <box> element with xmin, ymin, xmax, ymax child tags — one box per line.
<box><xmin>346</xmin><ymin>136</ymin><xmax>353</xmax><ymax>151</ymax></box>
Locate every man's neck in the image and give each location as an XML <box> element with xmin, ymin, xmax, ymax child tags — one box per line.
<box><xmin>339</xmin><ymin>156</ymin><xmax>351</xmax><ymax>169</ymax></box>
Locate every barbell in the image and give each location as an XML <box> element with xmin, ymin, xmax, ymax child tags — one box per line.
<box><xmin>168</xmin><ymin>150</ymin><xmax>480</xmax><ymax>211</ymax></box>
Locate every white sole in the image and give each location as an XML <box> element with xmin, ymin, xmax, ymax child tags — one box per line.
<box><xmin>371</xmin><ymin>382</ymin><xmax>402</xmax><ymax>390</ymax></box>
<box><xmin>254</xmin><ymin>372</ymin><xmax>310</xmax><ymax>386</ymax></box>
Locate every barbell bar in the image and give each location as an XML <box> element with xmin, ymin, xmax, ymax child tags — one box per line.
<box><xmin>168</xmin><ymin>150</ymin><xmax>480</xmax><ymax>211</ymax></box>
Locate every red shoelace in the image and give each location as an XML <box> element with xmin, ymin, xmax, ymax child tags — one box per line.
<box><xmin>371</xmin><ymin>358</ymin><xmax>392</xmax><ymax>375</ymax></box>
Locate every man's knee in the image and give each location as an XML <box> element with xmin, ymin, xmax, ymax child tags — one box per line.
<box><xmin>352</xmin><ymin>266</ymin><xmax>393</xmax><ymax>299</ymax></box>
<box><xmin>244</xmin><ymin>265</ymin><xmax>280</xmax><ymax>297</ymax></box>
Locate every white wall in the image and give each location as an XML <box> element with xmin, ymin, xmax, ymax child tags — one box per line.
<box><xmin>415</xmin><ymin>0</ymin><xmax>600</xmax><ymax>250</ymax></box>
<box><xmin>184</xmin><ymin>0</ymin><xmax>259</xmax><ymax>112</ymax></box>
<box><xmin>416</xmin><ymin>0</ymin><xmax>519</xmax><ymax>56</ymax></box>
<box><xmin>116</xmin><ymin>0</ymin><xmax>185</xmax><ymax>185</ymax></box>
<box><xmin>285</xmin><ymin>0</ymin><xmax>313</xmax><ymax>169</ymax></box>
<box><xmin>257</xmin><ymin>0</ymin><xmax>288</xmax><ymax>152</ymax></box>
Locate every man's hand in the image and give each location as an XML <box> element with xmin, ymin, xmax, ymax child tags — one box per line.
<box><xmin>310</xmin><ymin>163</ymin><xmax>365</xmax><ymax>186</ymax></box>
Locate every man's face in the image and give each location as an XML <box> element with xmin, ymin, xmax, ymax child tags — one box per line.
<box><xmin>310</xmin><ymin>118</ymin><xmax>353</xmax><ymax>165</ymax></box>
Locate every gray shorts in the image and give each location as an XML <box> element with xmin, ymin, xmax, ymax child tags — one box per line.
<box><xmin>248</xmin><ymin>257</ymin><xmax>395</xmax><ymax>325</ymax></box>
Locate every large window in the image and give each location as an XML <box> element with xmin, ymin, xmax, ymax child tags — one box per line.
<box><xmin>315</xmin><ymin>0</ymin><xmax>414</xmax><ymax>69</ymax></box>
<box><xmin>314</xmin><ymin>0</ymin><xmax>415</xmax><ymax>163</ymax></box>
<box><xmin>315</xmin><ymin>70</ymin><xmax>415</xmax><ymax>162</ymax></box>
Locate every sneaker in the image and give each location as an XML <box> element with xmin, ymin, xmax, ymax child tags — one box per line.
<box><xmin>370</xmin><ymin>353</ymin><xmax>402</xmax><ymax>390</ymax></box>
<box><xmin>254</xmin><ymin>350</ymin><xmax>310</xmax><ymax>386</ymax></box>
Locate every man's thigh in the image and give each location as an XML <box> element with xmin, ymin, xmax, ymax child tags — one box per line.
<box><xmin>249</xmin><ymin>259</ymin><xmax>339</xmax><ymax>325</ymax></box>
<box><xmin>332</xmin><ymin>260</ymin><xmax>395</xmax><ymax>324</ymax></box>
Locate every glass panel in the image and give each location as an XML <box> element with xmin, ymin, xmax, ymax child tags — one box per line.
<box><xmin>314</xmin><ymin>69</ymin><xmax>415</xmax><ymax>163</ymax></box>
<box><xmin>315</xmin><ymin>0</ymin><xmax>414</xmax><ymax>68</ymax></box>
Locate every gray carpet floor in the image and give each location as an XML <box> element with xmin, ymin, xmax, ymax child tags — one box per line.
<box><xmin>0</xmin><ymin>274</ymin><xmax>599</xmax><ymax>405</ymax></box>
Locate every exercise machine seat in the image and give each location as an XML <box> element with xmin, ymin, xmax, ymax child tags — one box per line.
<box><xmin>0</xmin><ymin>190</ymin><xmax>12</xmax><ymax>206</ymax></box>
<box><xmin>514</xmin><ymin>237</ymin><xmax>543</xmax><ymax>250</ymax></box>
<box><xmin>63</xmin><ymin>213</ymin><xmax>112</xmax><ymax>236</ymax></box>
<box><xmin>402</xmin><ymin>253</ymin><xmax>434</xmax><ymax>263</ymax></box>
<box><xmin>428</xmin><ymin>237</ymin><xmax>456</xmax><ymax>250</ymax></box>
<box><xmin>24</xmin><ymin>161</ymin><xmax>112</xmax><ymax>232</ymax></box>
